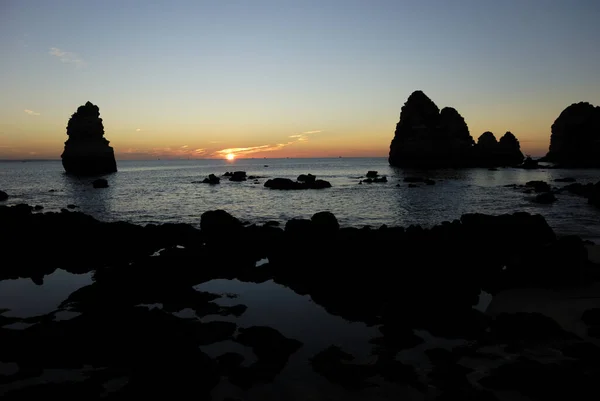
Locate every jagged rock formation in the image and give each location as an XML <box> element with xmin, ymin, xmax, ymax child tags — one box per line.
<box><xmin>61</xmin><ymin>102</ymin><xmax>117</xmax><ymax>175</ymax></box>
<box><xmin>542</xmin><ymin>102</ymin><xmax>600</xmax><ymax>167</ymax></box>
<box><xmin>389</xmin><ymin>91</ymin><xmax>474</xmax><ymax>167</ymax></box>
<box><xmin>473</xmin><ymin>131</ymin><xmax>524</xmax><ymax>167</ymax></box>
<box><xmin>388</xmin><ymin>91</ymin><xmax>524</xmax><ymax>168</ymax></box>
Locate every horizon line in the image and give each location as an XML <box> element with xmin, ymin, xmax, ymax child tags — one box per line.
<box><xmin>0</xmin><ymin>156</ymin><xmax>392</xmax><ymax>162</ymax></box>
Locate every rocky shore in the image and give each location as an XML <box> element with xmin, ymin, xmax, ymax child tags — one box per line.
<box><xmin>1</xmin><ymin>204</ymin><xmax>600</xmax><ymax>400</ymax></box>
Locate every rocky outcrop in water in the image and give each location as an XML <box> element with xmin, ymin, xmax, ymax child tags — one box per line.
<box><xmin>473</xmin><ymin>131</ymin><xmax>524</xmax><ymax>167</ymax></box>
<box><xmin>264</xmin><ymin>175</ymin><xmax>331</xmax><ymax>189</ymax></box>
<box><xmin>61</xmin><ymin>102</ymin><xmax>117</xmax><ymax>175</ymax></box>
<box><xmin>388</xmin><ymin>91</ymin><xmax>525</xmax><ymax>168</ymax></box>
<box><xmin>388</xmin><ymin>91</ymin><xmax>474</xmax><ymax>168</ymax></box>
<box><xmin>542</xmin><ymin>102</ymin><xmax>600</xmax><ymax>167</ymax></box>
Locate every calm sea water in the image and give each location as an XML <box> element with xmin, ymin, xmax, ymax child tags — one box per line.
<box><xmin>1</xmin><ymin>157</ymin><xmax>598</xmax><ymax>398</ymax></box>
<box><xmin>1</xmin><ymin>157</ymin><xmax>599</xmax><ymax>239</ymax></box>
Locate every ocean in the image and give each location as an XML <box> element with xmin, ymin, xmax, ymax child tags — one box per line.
<box><xmin>1</xmin><ymin>157</ymin><xmax>599</xmax><ymax>239</ymax></box>
<box><xmin>1</xmin><ymin>157</ymin><xmax>599</xmax><ymax>399</ymax></box>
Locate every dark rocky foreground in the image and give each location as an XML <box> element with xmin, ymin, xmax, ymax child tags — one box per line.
<box><xmin>1</xmin><ymin>204</ymin><xmax>600</xmax><ymax>400</ymax></box>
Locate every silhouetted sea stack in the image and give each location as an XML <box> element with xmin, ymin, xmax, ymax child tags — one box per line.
<box><xmin>61</xmin><ymin>101</ymin><xmax>117</xmax><ymax>175</ymax></box>
<box><xmin>388</xmin><ymin>91</ymin><xmax>524</xmax><ymax>168</ymax></box>
<box><xmin>473</xmin><ymin>131</ymin><xmax>524</xmax><ymax>167</ymax></box>
<box><xmin>542</xmin><ymin>102</ymin><xmax>600</xmax><ymax>167</ymax></box>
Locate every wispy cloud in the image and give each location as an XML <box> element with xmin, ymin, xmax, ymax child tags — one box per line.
<box><xmin>49</xmin><ymin>47</ymin><xmax>86</xmax><ymax>67</ymax></box>
<box><xmin>24</xmin><ymin>109</ymin><xmax>40</xmax><ymax>116</ymax></box>
<box><xmin>120</xmin><ymin>146</ymin><xmax>207</xmax><ymax>159</ymax></box>
<box><xmin>212</xmin><ymin>144</ymin><xmax>288</xmax><ymax>157</ymax></box>
<box><xmin>287</xmin><ymin>129</ymin><xmax>322</xmax><ymax>142</ymax></box>
<box><xmin>136</xmin><ymin>128</ymin><xmax>141</xmax><ymax>132</ymax></box>
<box><xmin>213</xmin><ymin>129</ymin><xmax>323</xmax><ymax>158</ymax></box>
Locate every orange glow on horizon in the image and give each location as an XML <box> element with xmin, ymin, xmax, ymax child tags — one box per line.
<box><xmin>226</xmin><ymin>153</ymin><xmax>235</xmax><ymax>161</ymax></box>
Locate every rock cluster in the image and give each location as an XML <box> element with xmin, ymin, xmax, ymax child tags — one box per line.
<box><xmin>264</xmin><ymin>174</ymin><xmax>331</xmax><ymax>189</ymax></box>
<box><xmin>389</xmin><ymin>91</ymin><xmax>524</xmax><ymax>168</ymax></box>
<box><xmin>360</xmin><ymin>171</ymin><xmax>387</xmax><ymax>183</ymax></box>
<box><xmin>224</xmin><ymin>171</ymin><xmax>247</xmax><ymax>181</ymax></box>
<box><xmin>61</xmin><ymin>102</ymin><xmax>117</xmax><ymax>176</ymax></box>
<box><xmin>474</xmin><ymin>131</ymin><xmax>524</xmax><ymax>167</ymax></box>
<box><xmin>542</xmin><ymin>102</ymin><xmax>600</xmax><ymax>167</ymax></box>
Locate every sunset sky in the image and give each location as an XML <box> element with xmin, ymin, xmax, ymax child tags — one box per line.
<box><xmin>1</xmin><ymin>0</ymin><xmax>599</xmax><ymax>160</ymax></box>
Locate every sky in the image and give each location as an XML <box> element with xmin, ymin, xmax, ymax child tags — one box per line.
<box><xmin>1</xmin><ymin>0</ymin><xmax>599</xmax><ymax>160</ymax></box>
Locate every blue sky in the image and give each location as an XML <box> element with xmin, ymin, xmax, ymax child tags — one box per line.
<box><xmin>1</xmin><ymin>0</ymin><xmax>599</xmax><ymax>159</ymax></box>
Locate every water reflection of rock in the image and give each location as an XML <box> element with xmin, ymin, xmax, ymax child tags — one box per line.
<box><xmin>60</xmin><ymin>173</ymin><xmax>112</xmax><ymax>220</ymax></box>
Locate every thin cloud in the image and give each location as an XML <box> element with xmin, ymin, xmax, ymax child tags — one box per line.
<box><xmin>24</xmin><ymin>109</ymin><xmax>40</xmax><ymax>116</ymax></box>
<box><xmin>49</xmin><ymin>47</ymin><xmax>86</xmax><ymax>67</ymax></box>
<box><xmin>213</xmin><ymin>143</ymin><xmax>291</xmax><ymax>158</ymax></box>
<box><xmin>288</xmin><ymin>129</ymin><xmax>322</xmax><ymax>142</ymax></box>
<box><xmin>142</xmin><ymin>146</ymin><xmax>208</xmax><ymax>158</ymax></box>
<box><xmin>214</xmin><ymin>129</ymin><xmax>323</xmax><ymax>158</ymax></box>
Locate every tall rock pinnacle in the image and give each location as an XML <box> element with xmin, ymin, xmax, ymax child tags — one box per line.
<box><xmin>61</xmin><ymin>101</ymin><xmax>117</xmax><ymax>175</ymax></box>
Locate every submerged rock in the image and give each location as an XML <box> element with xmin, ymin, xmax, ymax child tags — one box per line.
<box><xmin>229</xmin><ymin>326</ymin><xmax>303</xmax><ymax>388</ymax></box>
<box><xmin>92</xmin><ymin>178</ymin><xmax>108</xmax><ymax>188</ymax></box>
<box><xmin>61</xmin><ymin>102</ymin><xmax>117</xmax><ymax>176</ymax></box>
<box><xmin>198</xmin><ymin>174</ymin><xmax>220</xmax><ymax>184</ymax></box>
<box><xmin>0</xmin><ymin>190</ymin><xmax>8</xmax><ymax>201</ymax></box>
<box><xmin>533</xmin><ymin>192</ymin><xmax>557</xmax><ymax>204</ymax></box>
<box><xmin>229</xmin><ymin>171</ymin><xmax>247</xmax><ymax>182</ymax></box>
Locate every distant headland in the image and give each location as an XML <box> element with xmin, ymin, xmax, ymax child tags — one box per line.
<box><xmin>388</xmin><ymin>91</ymin><xmax>524</xmax><ymax>168</ymax></box>
<box><xmin>61</xmin><ymin>101</ymin><xmax>117</xmax><ymax>175</ymax></box>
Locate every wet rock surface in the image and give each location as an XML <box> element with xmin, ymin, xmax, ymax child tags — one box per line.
<box><xmin>1</xmin><ymin>204</ymin><xmax>599</xmax><ymax>399</ymax></box>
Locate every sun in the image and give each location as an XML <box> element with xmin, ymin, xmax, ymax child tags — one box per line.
<box><xmin>226</xmin><ymin>153</ymin><xmax>235</xmax><ymax>161</ymax></box>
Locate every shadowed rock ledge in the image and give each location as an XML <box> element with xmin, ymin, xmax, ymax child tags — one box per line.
<box><xmin>61</xmin><ymin>101</ymin><xmax>117</xmax><ymax>176</ymax></box>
